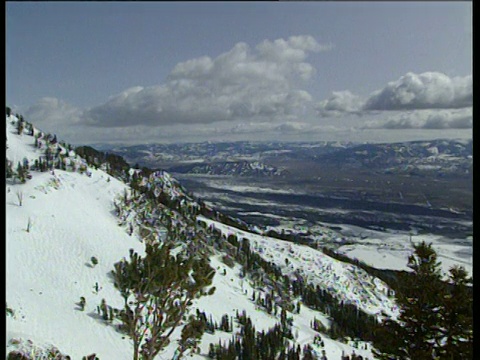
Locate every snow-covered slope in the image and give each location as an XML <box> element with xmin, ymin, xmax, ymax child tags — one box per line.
<box><xmin>197</xmin><ymin>217</ymin><xmax>399</xmax><ymax>321</ymax></box>
<box><xmin>6</xmin><ymin>114</ymin><xmax>389</xmax><ymax>359</ymax></box>
<box><xmin>6</xmin><ymin>116</ymin><xmax>146</xmax><ymax>358</ymax></box>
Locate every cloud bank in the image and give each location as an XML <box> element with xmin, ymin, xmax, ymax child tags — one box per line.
<box><xmin>363</xmin><ymin>108</ymin><xmax>472</xmax><ymax>130</ymax></box>
<box><xmin>316</xmin><ymin>71</ymin><xmax>472</xmax><ymax>115</ymax></box>
<box><xmin>20</xmin><ymin>39</ymin><xmax>471</xmax><ymax>144</ymax></box>
<box><xmin>23</xmin><ymin>97</ymin><xmax>83</xmax><ymax>128</ymax></box>
<box><xmin>315</xmin><ymin>71</ymin><xmax>472</xmax><ymax>130</ymax></box>
<box><xmin>364</xmin><ymin>72</ymin><xmax>472</xmax><ymax>111</ymax></box>
<box><xmin>83</xmin><ymin>35</ymin><xmax>329</xmax><ymax>127</ymax></box>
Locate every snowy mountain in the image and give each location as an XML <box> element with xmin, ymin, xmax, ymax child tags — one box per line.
<box><xmin>313</xmin><ymin>139</ymin><xmax>472</xmax><ymax>177</ymax></box>
<box><xmin>97</xmin><ymin>141</ymin><xmax>352</xmax><ymax>171</ymax></box>
<box><xmin>6</xmin><ymin>113</ymin><xmax>400</xmax><ymax>359</ymax></box>
<box><xmin>169</xmin><ymin>160</ymin><xmax>287</xmax><ymax>177</ymax></box>
<box><xmin>102</xmin><ymin>139</ymin><xmax>472</xmax><ymax>179</ymax></box>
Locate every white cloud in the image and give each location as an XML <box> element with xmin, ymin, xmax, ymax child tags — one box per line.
<box><xmin>315</xmin><ymin>90</ymin><xmax>364</xmax><ymax>117</ymax></box>
<box><xmin>364</xmin><ymin>72</ymin><xmax>472</xmax><ymax>111</ymax></box>
<box><xmin>224</xmin><ymin>120</ymin><xmax>309</xmax><ymax>135</ymax></box>
<box><xmin>316</xmin><ymin>72</ymin><xmax>472</xmax><ymax>118</ymax></box>
<box><xmin>275</xmin><ymin>121</ymin><xmax>308</xmax><ymax>133</ymax></box>
<box><xmin>23</xmin><ymin>97</ymin><xmax>83</xmax><ymax>127</ymax></box>
<box><xmin>84</xmin><ymin>35</ymin><xmax>330</xmax><ymax>128</ymax></box>
<box><xmin>20</xmin><ymin>97</ymin><xmax>85</xmax><ymax>141</ymax></box>
<box><xmin>21</xmin><ymin>45</ymin><xmax>472</xmax><ymax>144</ymax></box>
<box><xmin>363</xmin><ymin>108</ymin><xmax>472</xmax><ymax>130</ymax></box>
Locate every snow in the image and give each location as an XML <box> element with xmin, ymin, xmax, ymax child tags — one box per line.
<box><xmin>336</xmin><ymin>225</ymin><xmax>473</xmax><ymax>278</ymax></box>
<box><xmin>6</xmin><ymin>116</ymin><xmax>144</xmax><ymax>356</ymax></box>
<box><xmin>197</xmin><ymin>216</ymin><xmax>399</xmax><ymax>320</ymax></box>
<box><xmin>186</xmin><ymin>255</ymin><xmax>376</xmax><ymax>359</ymax></box>
<box><xmin>6</xmin><ymin>127</ymin><xmax>146</xmax><ymax>357</ymax></box>
<box><xmin>205</xmin><ymin>183</ymin><xmax>298</xmax><ymax>195</ymax></box>
<box><xmin>6</xmin><ymin>114</ymin><xmax>382</xmax><ymax>359</ymax></box>
<box><xmin>193</xmin><ymin>256</ymin><xmax>278</xmax><ymax>330</ymax></box>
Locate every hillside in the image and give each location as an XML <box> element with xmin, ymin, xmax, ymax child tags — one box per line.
<box><xmin>6</xmin><ymin>115</ymin><xmax>146</xmax><ymax>358</ymax></box>
<box><xmin>6</xmin><ymin>113</ymin><xmax>399</xmax><ymax>359</ymax></box>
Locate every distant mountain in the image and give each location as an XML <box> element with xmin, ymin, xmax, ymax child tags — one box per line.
<box><xmin>101</xmin><ymin>141</ymin><xmax>353</xmax><ymax>169</ymax></box>
<box><xmin>314</xmin><ymin>139</ymin><xmax>472</xmax><ymax>177</ymax></box>
<box><xmin>102</xmin><ymin>139</ymin><xmax>472</xmax><ymax>179</ymax></box>
<box><xmin>169</xmin><ymin>160</ymin><xmax>288</xmax><ymax>177</ymax></box>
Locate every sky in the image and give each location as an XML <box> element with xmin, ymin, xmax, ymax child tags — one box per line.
<box><xmin>6</xmin><ymin>2</ymin><xmax>472</xmax><ymax>145</ymax></box>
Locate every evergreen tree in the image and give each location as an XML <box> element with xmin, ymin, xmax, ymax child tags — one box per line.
<box><xmin>208</xmin><ymin>343</ymin><xmax>216</xmax><ymax>358</ymax></box>
<box><xmin>5</xmin><ymin>158</ymin><xmax>14</xmax><ymax>178</ymax></box>
<box><xmin>177</xmin><ymin>316</ymin><xmax>206</xmax><ymax>357</ymax></box>
<box><xmin>100</xmin><ymin>298</ymin><xmax>109</xmax><ymax>320</ymax></box>
<box><xmin>374</xmin><ymin>242</ymin><xmax>446</xmax><ymax>359</ymax></box>
<box><xmin>112</xmin><ymin>242</ymin><xmax>215</xmax><ymax>360</ymax></box>
<box><xmin>16</xmin><ymin>162</ymin><xmax>26</xmax><ymax>183</ymax></box>
<box><xmin>16</xmin><ymin>118</ymin><xmax>24</xmax><ymax>135</ymax></box>
<box><xmin>397</xmin><ymin>242</ymin><xmax>445</xmax><ymax>358</ymax></box>
<box><xmin>437</xmin><ymin>265</ymin><xmax>473</xmax><ymax>359</ymax></box>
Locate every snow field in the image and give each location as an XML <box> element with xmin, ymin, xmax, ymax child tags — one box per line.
<box><xmin>336</xmin><ymin>224</ymin><xmax>473</xmax><ymax>278</ymax></box>
<box><xmin>7</xmin><ymin>117</ymin><xmax>145</xmax><ymax>358</ymax></box>
<box><xmin>6</xmin><ymin>115</ymin><xmax>379</xmax><ymax>359</ymax></box>
<box><xmin>197</xmin><ymin>216</ymin><xmax>399</xmax><ymax>320</ymax></box>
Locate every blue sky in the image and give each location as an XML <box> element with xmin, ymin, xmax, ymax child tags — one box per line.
<box><xmin>6</xmin><ymin>2</ymin><xmax>472</xmax><ymax>145</ymax></box>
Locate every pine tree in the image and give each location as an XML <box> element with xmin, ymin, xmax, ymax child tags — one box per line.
<box><xmin>100</xmin><ymin>299</ymin><xmax>109</xmax><ymax>320</ymax></box>
<box><xmin>5</xmin><ymin>158</ymin><xmax>14</xmax><ymax>178</ymax></box>
<box><xmin>112</xmin><ymin>242</ymin><xmax>215</xmax><ymax>360</ymax></box>
<box><xmin>208</xmin><ymin>343</ymin><xmax>216</xmax><ymax>358</ymax></box>
<box><xmin>177</xmin><ymin>316</ymin><xmax>206</xmax><ymax>357</ymax></box>
<box><xmin>16</xmin><ymin>118</ymin><xmax>24</xmax><ymax>135</ymax></box>
<box><xmin>16</xmin><ymin>162</ymin><xmax>26</xmax><ymax>183</ymax></box>
<box><xmin>375</xmin><ymin>241</ymin><xmax>446</xmax><ymax>359</ymax></box>
<box><xmin>437</xmin><ymin>265</ymin><xmax>473</xmax><ymax>359</ymax></box>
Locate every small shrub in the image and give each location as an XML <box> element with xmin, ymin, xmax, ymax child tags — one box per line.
<box><xmin>78</xmin><ymin>296</ymin><xmax>86</xmax><ymax>311</ymax></box>
<box><xmin>90</xmin><ymin>256</ymin><xmax>98</xmax><ymax>266</ymax></box>
<box><xmin>6</xmin><ymin>304</ymin><xmax>15</xmax><ymax>317</ymax></box>
<box><xmin>82</xmin><ymin>354</ymin><xmax>99</xmax><ymax>360</ymax></box>
<box><xmin>207</xmin><ymin>286</ymin><xmax>216</xmax><ymax>296</ymax></box>
<box><xmin>221</xmin><ymin>254</ymin><xmax>235</xmax><ymax>268</ymax></box>
<box><xmin>7</xmin><ymin>351</ymin><xmax>29</xmax><ymax>360</ymax></box>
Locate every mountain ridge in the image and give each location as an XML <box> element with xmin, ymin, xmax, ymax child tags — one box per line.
<box><xmin>7</xmin><ymin>112</ymin><xmax>470</xmax><ymax>359</ymax></box>
<box><xmin>6</xmin><ymin>113</ymin><xmax>391</xmax><ymax>359</ymax></box>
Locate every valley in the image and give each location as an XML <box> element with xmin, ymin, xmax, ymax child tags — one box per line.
<box><xmin>106</xmin><ymin>140</ymin><xmax>473</xmax><ymax>277</ymax></box>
